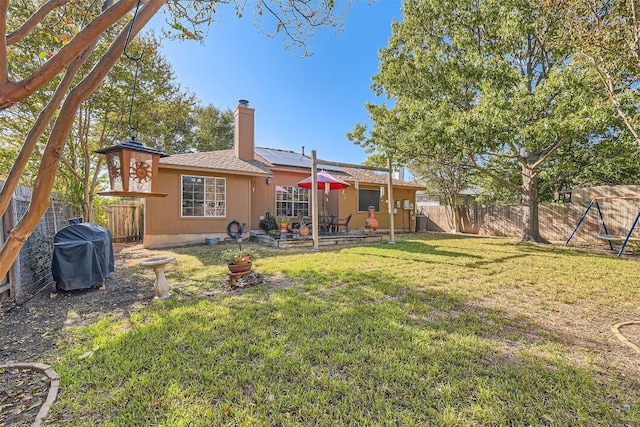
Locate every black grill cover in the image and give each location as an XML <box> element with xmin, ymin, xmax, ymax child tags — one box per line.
<box><xmin>52</xmin><ymin>222</ymin><xmax>114</xmax><ymax>291</ymax></box>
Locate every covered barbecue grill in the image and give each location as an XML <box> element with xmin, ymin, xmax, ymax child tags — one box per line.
<box><xmin>52</xmin><ymin>222</ymin><xmax>114</xmax><ymax>291</ymax></box>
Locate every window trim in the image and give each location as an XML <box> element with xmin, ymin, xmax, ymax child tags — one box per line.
<box><xmin>275</xmin><ymin>185</ymin><xmax>310</xmax><ymax>218</ymax></box>
<box><xmin>180</xmin><ymin>174</ymin><xmax>227</xmax><ymax>218</ymax></box>
<box><xmin>357</xmin><ymin>188</ymin><xmax>381</xmax><ymax>212</ymax></box>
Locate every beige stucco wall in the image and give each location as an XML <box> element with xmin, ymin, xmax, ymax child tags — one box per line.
<box><xmin>330</xmin><ymin>185</ymin><xmax>417</xmax><ymax>232</ymax></box>
<box><xmin>145</xmin><ymin>166</ymin><xmax>420</xmax><ymax>247</ymax></box>
<box><xmin>250</xmin><ymin>175</ymin><xmax>274</xmax><ymax>229</ymax></box>
<box><xmin>144</xmin><ymin>167</ymin><xmax>254</xmax><ymax>248</ymax></box>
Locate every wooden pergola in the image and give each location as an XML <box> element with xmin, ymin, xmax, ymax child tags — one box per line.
<box><xmin>308</xmin><ymin>149</ymin><xmax>396</xmax><ymax>251</ymax></box>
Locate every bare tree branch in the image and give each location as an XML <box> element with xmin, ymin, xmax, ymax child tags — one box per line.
<box><xmin>6</xmin><ymin>0</ymin><xmax>68</xmax><ymax>45</ymax></box>
<box><xmin>594</xmin><ymin>59</ymin><xmax>640</xmax><ymax>143</ymax></box>
<box><xmin>530</xmin><ymin>137</ymin><xmax>570</xmax><ymax>171</ymax></box>
<box><xmin>259</xmin><ymin>0</ymin><xmax>304</xmax><ymax>49</ymax></box>
<box><xmin>0</xmin><ymin>0</ymin><xmax>8</xmax><ymax>84</ymax></box>
<box><xmin>0</xmin><ymin>0</ymin><xmax>139</xmax><ymax>109</ymax></box>
<box><xmin>469</xmin><ymin>155</ymin><xmax>521</xmax><ymax>191</ymax></box>
<box><xmin>0</xmin><ymin>42</ymin><xmax>98</xmax><ymax>219</ymax></box>
<box><xmin>0</xmin><ymin>0</ymin><xmax>166</xmax><ymax>279</ymax></box>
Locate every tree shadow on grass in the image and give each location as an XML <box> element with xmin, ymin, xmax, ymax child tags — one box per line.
<box><xmin>360</xmin><ymin>240</ymin><xmax>483</xmax><ymax>259</ymax></box>
<box><xmin>168</xmin><ymin>241</ymin><xmax>353</xmax><ymax>267</ymax></box>
<box><xmin>345</xmin><ymin>240</ymin><xmax>532</xmax><ymax>269</ymax></box>
<box><xmin>50</xmin><ymin>265</ymin><xmax>640</xmax><ymax>426</ymax></box>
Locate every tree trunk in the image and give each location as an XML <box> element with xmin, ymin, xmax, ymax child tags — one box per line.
<box><xmin>0</xmin><ymin>43</ymin><xmax>97</xmax><ymax>220</ymax></box>
<box><xmin>520</xmin><ymin>165</ymin><xmax>543</xmax><ymax>242</ymax></box>
<box><xmin>82</xmin><ymin>198</ymin><xmax>93</xmax><ymax>222</ymax></box>
<box><xmin>0</xmin><ymin>0</ymin><xmax>166</xmax><ymax>281</ymax></box>
<box><xmin>0</xmin><ymin>0</ymin><xmax>139</xmax><ymax>109</ymax></box>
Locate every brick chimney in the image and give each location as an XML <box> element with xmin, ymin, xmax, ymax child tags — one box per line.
<box><xmin>234</xmin><ymin>99</ymin><xmax>255</xmax><ymax>160</ymax></box>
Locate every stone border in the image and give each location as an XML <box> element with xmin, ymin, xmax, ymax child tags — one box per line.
<box><xmin>612</xmin><ymin>321</ymin><xmax>640</xmax><ymax>354</ymax></box>
<box><xmin>0</xmin><ymin>362</ymin><xmax>60</xmax><ymax>427</ymax></box>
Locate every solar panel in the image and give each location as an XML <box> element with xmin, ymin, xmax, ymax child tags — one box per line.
<box><xmin>255</xmin><ymin>147</ymin><xmax>343</xmax><ymax>172</ymax></box>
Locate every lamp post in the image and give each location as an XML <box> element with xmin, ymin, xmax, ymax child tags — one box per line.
<box><xmin>95</xmin><ymin>137</ymin><xmax>168</xmax><ymax>198</ymax></box>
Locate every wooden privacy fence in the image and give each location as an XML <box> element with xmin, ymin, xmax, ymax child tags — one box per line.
<box><xmin>421</xmin><ymin>199</ymin><xmax>640</xmax><ymax>244</ymax></box>
<box><xmin>104</xmin><ymin>200</ymin><xmax>144</xmax><ymax>242</ymax></box>
<box><xmin>1</xmin><ymin>180</ymin><xmax>77</xmax><ymax>302</ymax></box>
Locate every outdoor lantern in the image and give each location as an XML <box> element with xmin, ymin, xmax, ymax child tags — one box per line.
<box><xmin>95</xmin><ymin>137</ymin><xmax>168</xmax><ymax>197</ymax></box>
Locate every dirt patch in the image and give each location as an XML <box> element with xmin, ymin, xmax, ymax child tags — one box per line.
<box><xmin>0</xmin><ymin>243</ymin><xmax>159</xmax><ymax>426</ymax></box>
<box><xmin>475</xmin><ymin>289</ymin><xmax>640</xmax><ymax>379</ymax></box>
<box><xmin>0</xmin><ymin>243</ymin><xmax>296</xmax><ymax>426</ymax></box>
<box><xmin>0</xmin><ymin>366</ymin><xmax>49</xmax><ymax>426</ymax></box>
<box><xmin>620</xmin><ymin>323</ymin><xmax>640</xmax><ymax>345</ymax></box>
<box><xmin>614</xmin><ymin>322</ymin><xmax>640</xmax><ymax>353</ymax></box>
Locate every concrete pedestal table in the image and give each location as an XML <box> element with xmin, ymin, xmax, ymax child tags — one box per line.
<box><xmin>140</xmin><ymin>256</ymin><xmax>176</xmax><ymax>299</ymax></box>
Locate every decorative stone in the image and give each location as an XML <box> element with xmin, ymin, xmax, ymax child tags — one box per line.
<box><xmin>225</xmin><ymin>270</ymin><xmax>264</xmax><ymax>289</ymax></box>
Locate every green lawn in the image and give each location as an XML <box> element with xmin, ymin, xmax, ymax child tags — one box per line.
<box><xmin>50</xmin><ymin>235</ymin><xmax>640</xmax><ymax>426</ymax></box>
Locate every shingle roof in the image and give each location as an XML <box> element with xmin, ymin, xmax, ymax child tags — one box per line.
<box><xmin>159</xmin><ymin>147</ymin><xmax>423</xmax><ymax>189</ymax></box>
<box><xmin>341</xmin><ymin>167</ymin><xmax>424</xmax><ymax>189</ymax></box>
<box><xmin>160</xmin><ymin>149</ymin><xmax>272</xmax><ymax>176</ymax></box>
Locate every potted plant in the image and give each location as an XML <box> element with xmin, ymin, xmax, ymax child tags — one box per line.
<box><xmin>221</xmin><ymin>248</ymin><xmax>256</xmax><ymax>274</ymax></box>
<box><xmin>221</xmin><ymin>248</ymin><xmax>256</xmax><ymax>265</ymax></box>
<box><xmin>259</xmin><ymin>216</ymin><xmax>277</xmax><ymax>232</ymax></box>
<box><xmin>298</xmin><ymin>217</ymin><xmax>309</xmax><ymax>237</ymax></box>
<box><xmin>275</xmin><ymin>216</ymin><xmax>290</xmax><ymax>232</ymax></box>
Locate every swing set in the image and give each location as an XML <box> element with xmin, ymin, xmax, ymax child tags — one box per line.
<box><xmin>564</xmin><ymin>196</ymin><xmax>640</xmax><ymax>257</ymax></box>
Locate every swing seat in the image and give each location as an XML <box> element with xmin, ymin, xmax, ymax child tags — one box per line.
<box><xmin>597</xmin><ymin>234</ymin><xmax>640</xmax><ymax>242</ymax></box>
<box><xmin>597</xmin><ymin>234</ymin><xmax>623</xmax><ymax>241</ymax></box>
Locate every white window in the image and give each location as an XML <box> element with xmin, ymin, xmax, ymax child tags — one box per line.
<box><xmin>181</xmin><ymin>175</ymin><xmax>226</xmax><ymax>217</ymax></box>
<box><xmin>276</xmin><ymin>186</ymin><xmax>310</xmax><ymax>217</ymax></box>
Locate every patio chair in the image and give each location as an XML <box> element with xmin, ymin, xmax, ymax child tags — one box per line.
<box><xmin>336</xmin><ymin>214</ymin><xmax>352</xmax><ymax>233</ymax></box>
<box><xmin>318</xmin><ymin>213</ymin><xmax>336</xmax><ymax>234</ymax></box>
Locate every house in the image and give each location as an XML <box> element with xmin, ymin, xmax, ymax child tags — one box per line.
<box><xmin>415</xmin><ymin>185</ymin><xmax>482</xmax><ymax>214</ymax></box>
<box><xmin>144</xmin><ymin>100</ymin><xmax>424</xmax><ymax>248</ymax></box>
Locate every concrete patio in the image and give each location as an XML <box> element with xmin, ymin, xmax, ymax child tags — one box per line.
<box><xmin>250</xmin><ymin>230</ymin><xmax>383</xmax><ymax>248</ymax></box>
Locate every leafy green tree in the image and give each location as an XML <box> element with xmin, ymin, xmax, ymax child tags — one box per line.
<box><xmin>361</xmin><ymin>153</ymin><xmax>388</xmax><ymax>169</ymax></box>
<box><xmin>408</xmin><ymin>154</ymin><xmax>476</xmax><ymax>231</ymax></box>
<box><xmin>187</xmin><ymin>104</ymin><xmax>234</xmax><ymax>153</ymax></box>
<box><xmin>474</xmin><ymin>130</ymin><xmax>640</xmax><ymax>204</ymax></box>
<box><xmin>543</xmin><ymin>0</ymin><xmax>640</xmax><ymax>145</ymax></box>
<box><xmin>59</xmin><ymin>34</ymin><xmax>196</xmax><ymax>221</ymax></box>
<box><xmin>1</xmin><ymin>27</ymin><xmax>196</xmax><ymax>221</ymax></box>
<box><xmin>540</xmin><ymin>131</ymin><xmax>640</xmax><ymax>195</ymax></box>
<box><xmin>350</xmin><ymin>0</ymin><xmax>608</xmax><ymax>242</ymax></box>
<box><xmin>0</xmin><ymin>0</ymin><xmax>353</xmax><ymax>281</ymax></box>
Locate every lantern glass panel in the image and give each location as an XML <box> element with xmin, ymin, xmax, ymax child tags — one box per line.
<box><xmin>107</xmin><ymin>152</ymin><xmax>123</xmax><ymax>191</ymax></box>
<box><xmin>128</xmin><ymin>151</ymin><xmax>153</xmax><ymax>193</ymax></box>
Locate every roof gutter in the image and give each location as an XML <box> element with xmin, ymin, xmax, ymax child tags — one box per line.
<box><xmin>159</xmin><ymin>163</ymin><xmax>271</xmax><ymax>177</ymax></box>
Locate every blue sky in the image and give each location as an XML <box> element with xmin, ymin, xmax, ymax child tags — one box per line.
<box><xmin>148</xmin><ymin>1</ymin><xmax>403</xmax><ymax>165</ymax></box>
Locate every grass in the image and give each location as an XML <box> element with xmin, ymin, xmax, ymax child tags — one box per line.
<box><xmin>49</xmin><ymin>235</ymin><xmax>640</xmax><ymax>426</ymax></box>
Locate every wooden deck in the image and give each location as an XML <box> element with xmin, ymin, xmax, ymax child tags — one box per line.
<box><xmin>250</xmin><ymin>230</ymin><xmax>383</xmax><ymax>249</ymax></box>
